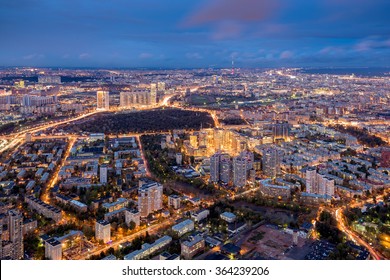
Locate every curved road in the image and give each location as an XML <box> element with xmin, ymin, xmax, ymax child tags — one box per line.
<box><xmin>335</xmin><ymin>208</ymin><xmax>385</xmax><ymax>260</ymax></box>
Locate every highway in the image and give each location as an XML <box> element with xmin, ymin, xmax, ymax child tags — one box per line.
<box><xmin>0</xmin><ymin>110</ymin><xmax>101</xmax><ymax>154</ymax></box>
<box><xmin>0</xmin><ymin>92</ymin><xmax>187</xmax><ymax>155</ymax></box>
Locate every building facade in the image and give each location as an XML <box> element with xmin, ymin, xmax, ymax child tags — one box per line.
<box><xmin>95</xmin><ymin>220</ymin><xmax>111</xmax><ymax>243</ymax></box>
<box><xmin>97</xmin><ymin>90</ymin><xmax>109</xmax><ymax>110</ymax></box>
<box><xmin>138</xmin><ymin>181</ymin><xmax>163</xmax><ymax>217</ymax></box>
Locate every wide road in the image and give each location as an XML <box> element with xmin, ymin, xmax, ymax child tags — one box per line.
<box><xmin>74</xmin><ymin>218</ymin><xmax>174</xmax><ymax>260</ymax></box>
<box><xmin>335</xmin><ymin>207</ymin><xmax>385</xmax><ymax>260</ymax></box>
<box><xmin>0</xmin><ymin>110</ymin><xmax>100</xmax><ymax>154</ymax></box>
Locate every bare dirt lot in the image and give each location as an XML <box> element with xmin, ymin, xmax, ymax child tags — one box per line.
<box><xmin>240</xmin><ymin>224</ymin><xmax>313</xmax><ymax>260</ymax></box>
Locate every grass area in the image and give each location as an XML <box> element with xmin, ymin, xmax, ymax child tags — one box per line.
<box><xmin>187</xmin><ymin>94</ymin><xmax>216</xmax><ymax>105</ymax></box>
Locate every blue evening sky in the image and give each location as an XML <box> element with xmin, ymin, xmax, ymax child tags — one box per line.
<box><xmin>0</xmin><ymin>0</ymin><xmax>389</xmax><ymax>68</ymax></box>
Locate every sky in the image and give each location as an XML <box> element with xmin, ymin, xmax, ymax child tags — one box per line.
<box><xmin>0</xmin><ymin>0</ymin><xmax>389</xmax><ymax>68</ymax></box>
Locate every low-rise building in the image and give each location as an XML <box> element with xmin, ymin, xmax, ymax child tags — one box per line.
<box><xmin>181</xmin><ymin>235</ymin><xmax>205</xmax><ymax>259</ymax></box>
<box><xmin>69</xmin><ymin>200</ymin><xmax>88</xmax><ymax>212</ymax></box>
<box><xmin>172</xmin><ymin>219</ymin><xmax>194</xmax><ymax>237</ymax></box>
<box><xmin>101</xmin><ymin>254</ymin><xmax>117</xmax><ymax>260</ymax></box>
<box><xmin>227</xmin><ymin>221</ymin><xmax>246</xmax><ymax>234</ymax></box>
<box><xmin>191</xmin><ymin>209</ymin><xmax>210</xmax><ymax>222</ymax></box>
<box><xmin>220</xmin><ymin>212</ymin><xmax>236</xmax><ymax>223</ymax></box>
<box><xmin>25</xmin><ymin>196</ymin><xmax>62</xmax><ymax>222</ymax></box>
<box><xmin>159</xmin><ymin>252</ymin><xmax>180</xmax><ymax>260</ymax></box>
<box><xmin>168</xmin><ymin>195</ymin><xmax>181</xmax><ymax>209</ymax></box>
<box><xmin>258</xmin><ymin>179</ymin><xmax>291</xmax><ymax>200</ymax></box>
<box><xmin>22</xmin><ymin>219</ymin><xmax>37</xmax><ymax>236</ymax></box>
<box><xmin>300</xmin><ymin>192</ymin><xmax>331</xmax><ymax>205</ymax></box>
<box><xmin>102</xmin><ymin>198</ymin><xmax>128</xmax><ymax>212</ymax></box>
<box><xmin>45</xmin><ymin>238</ymin><xmax>62</xmax><ymax>260</ymax></box>
<box><xmin>124</xmin><ymin>235</ymin><xmax>172</xmax><ymax>260</ymax></box>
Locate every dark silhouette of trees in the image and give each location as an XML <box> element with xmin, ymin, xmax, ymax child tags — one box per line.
<box><xmin>63</xmin><ymin>109</ymin><xmax>214</xmax><ymax>134</ymax></box>
<box><xmin>331</xmin><ymin>124</ymin><xmax>386</xmax><ymax>147</ymax></box>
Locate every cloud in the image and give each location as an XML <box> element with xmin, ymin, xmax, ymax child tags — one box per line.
<box><xmin>279</xmin><ymin>50</ymin><xmax>293</xmax><ymax>59</ymax></box>
<box><xmin>139</xmin><ymin>52</ymin><xmax>153</xmax><ymax>59</ymax></box>
<box><xmin>318</xmin><ymin>46</ymin><xmax>345</xmax><ymax>55</ymax></box>
<box><xmin>79</xmin><ymin>53</ymin><xmax>91</xmax><ymax>59</ymax></box>
<box><xmin>354</xmin><ymin>38</ymin><xmax>390</xmax><ymax>52</ymax></box>
<box><xmin>183</xmin><ymin>0</ymin><xmax>279</xmax><ymax>26</ymax></box>
<box><xmin>211</xmin><ymin>22</ymin><xmax>243</xmax><ymax>40</ymax></box>
<box><xmin>23</xmin><ymin>53</ymin><xmax>44</xmax><ymax>60</ymax></box>
<box><xmin>186</xmin><ymin>52</ymin><xmax>203</xmax><ymax>60</ymax></box>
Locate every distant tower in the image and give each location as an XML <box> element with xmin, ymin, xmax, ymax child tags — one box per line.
<box><xmin>231</xmin><ymin>56</ymin><xmax>235</xmax><ymax>75</ymax></box>
<box><xmin>100</xmin><ymin>165</ymin><xmax>108</xmax><ymax>184</ymax></box>
<box><xmin>150</xmin><ymin>83</ymin><xmax>157</xmax><ymax>105</ymax></box>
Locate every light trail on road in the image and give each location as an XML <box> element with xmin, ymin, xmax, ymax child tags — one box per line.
<box><xmin>335</xmin><ymin>208</ymin><xmax>385</xmax><ymax>260</ymax></box>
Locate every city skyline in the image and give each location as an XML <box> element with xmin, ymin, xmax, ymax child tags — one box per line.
<box><xmin>1</xmin><ymin>0</ymin><xmax>389</xmax><ymax>264</ymax></box>
<box><xmin>1</xmin><ymin>0</ymin><xmax>390</xmax><ymax>68</ymax></box>
<box><xmin>0</xmin><ymin>66</ymin><xmax>389</xmax><ymax>261</ymax></box>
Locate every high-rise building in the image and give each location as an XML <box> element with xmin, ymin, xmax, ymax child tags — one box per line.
<box><xmin>0</xmin><ymin>94</ymin><xmax>11</xmax><ymax>111</ymax></box>
<box><xmin>220</xmin><ymin>158</ymin><xmax>231</xmax><ymax>184</ymax></box>
<box><xmin>262</xmin><ymin>148</ymin><xmax>281</xmax><ymax>178</ymax></box>
<box><xmin>150</xmin><ymin>83</ymin><xmax>157</xmax><ymax>105</ymax></box>
<box><xmin>0</xmin><ymin>219</ymin><xmax>2</xmax><ymax>259</ymax></box>
<box><xmin>211</xmin><ymin>152</ymin><xmax>231</xmax><ymax>184</ymax></box>
<box><xmin>272</xmin><ymin>121</ymin><xmax>290</xmax><ymax>141</ymax></box>
<box><xmin>97</xmin><ymin>90</ymin><xmax>109</xmax><ymax>110</ymax></box>
<box><xmin>119</xmin><ymin>91</ymin><xmax>129</xmax><ymax>107</ymax></box>
<box><xmin>21</xmin><ymin>95</ymin><xmax>32</xmax><ymax>106</ymax></box>
<box><xmin>8</xmin><ymin>210</ymin><xmax>23</xmax><ymax>260</ymax></box>
<box><xmin>210</xmin><ymin>153</ymin><xmax>221</xmax><ymax>183</ymax></box>
<box><xmin>233</xmin><ymin>156</ymin><xmax>247</xmax><ymax>187</ymax></box>
<box><xmin>318</xmin><ymin>175</ymin><xmax>335</xmax><ymax>196</ymax></box>
<box><xmin>120</xmin><ymin>88</ymin><xmax>155</xmax><ymax>107</ymax></box>
<box><xmin>45</xmin><ymin>238</ymin><xmax>62</xmax><ymax>260</ymax></box>
<box><xmin>157</xmin><ymin>82</ymin><xmax>166</xmax><ymax>94</ymax></box>
<box><xmin>240</xmin><ymin>151</ymin><xmax>254</xmax><ymax>170</ymax></box>
<box><xmin>95</xmin><ymin>220</ymin><xmax>111</xmax><ymax>243</ymax></box>
<box><xmin>100</xmin><ymin>165</ymin><xmax>108</xmax><ymax>184</ymax></box>
<box><xmin>213</xmin><ymin>129</ymin><xmax>224</xmax><ymax>151</ymax></box>
<box><xmin>305</xmin><ymin>169</ymin><xmax>334</xmax><ymax>196</ymax></box>
<box><xmin>305</xmin><ymin>168</ymin><xmax>317</xmax><ymax>193</ymax></box>
<box><xmin>138</xmin><ymin>181</ymin><xmax>163</xmax><ymax>217</ymax></box>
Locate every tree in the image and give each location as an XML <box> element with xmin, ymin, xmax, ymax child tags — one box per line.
<box><xmin>144</xmin><ymin>231</ymin><xmax>152</xmax><ymax>243</ymax></box>
<box><xmin>128</xmin><ymin>221</ymin><xmax>136</xmax><ymax>231</ymax></box>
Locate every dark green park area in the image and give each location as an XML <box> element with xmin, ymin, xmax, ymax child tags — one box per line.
<box><xmin>61</xmin><ymin>108</ymin><xmax>215</xmax><ymax>134</ymax></box>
